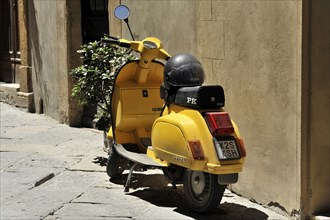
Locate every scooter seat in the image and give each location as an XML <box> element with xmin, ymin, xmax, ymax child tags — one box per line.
<box><xmin>161</xmin><ymin>84</ymin><xmax>225</xmax><ymax>109</ymax></box>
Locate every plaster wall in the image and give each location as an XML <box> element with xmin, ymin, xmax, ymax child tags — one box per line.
<box><xmin>59</xmin><ymin>1</ymin><xmax>84</xmax><ymax>126</ymax></box>
<box><xmin>198</xmin><ymin>1</ymin><xmax>302</xmax><ymax>214</ymax></box>
<box><xmin>108</xmin><ymin>0</ymin><xmax>330</xmax><ymax>217</ymax></box>
<box><xmin>302</xmin><ymin>0</ymin><xmax>330</xmax><ymax>216</ymax></box>
<box><xmin>28</xmin><ymin>0</ymin><xmax>83</xmax><ymax>125</ymax></box>
<box><xmin>28</xmin><ymin>0</ymin><xmax>59</xmax><ymax>117</ymax></box>
<box><xmin>121</xmin><ymin>0</ymin><xmax>198</xmax><ymax>56</ymax></box>
<box><xmin>117</xmin><ymin>0</ymin><xmax>302</xmax><ymax>214</ymax></box>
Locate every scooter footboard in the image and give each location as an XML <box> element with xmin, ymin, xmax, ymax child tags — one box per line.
<box><xmin>114</xmin><ymin>144</ymin><xmax>164</xmax><ymax>167</ymax></box>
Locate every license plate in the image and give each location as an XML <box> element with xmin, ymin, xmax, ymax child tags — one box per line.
<box><xmin>215</xmin><ymin>139</ymin><xmax>240</xmax><ymax>160</ymax></box>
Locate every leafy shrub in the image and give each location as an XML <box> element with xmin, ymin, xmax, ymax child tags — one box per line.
<box><xmin>70</xmin><ymin>40</ymin><xmax>136</xmax><ymax>129</ymax></box>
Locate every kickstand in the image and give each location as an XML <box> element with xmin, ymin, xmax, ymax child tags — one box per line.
<box><xmin>124</xmin><ymin>162</ymin><xmax>138</xmax><ymax>193</ymax></box>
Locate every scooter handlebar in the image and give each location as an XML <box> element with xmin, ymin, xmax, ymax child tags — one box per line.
<box><xmin>101</xmin><ymin>37</ymin><xmax>131</xmax><ymax>48</ymax></box>
<box><xmin>102</xmin><ymin>36</ymin><xmax>171</xmax><ymax>60</ymax></box>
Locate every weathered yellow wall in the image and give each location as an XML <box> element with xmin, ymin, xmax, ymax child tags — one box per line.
<box><xmin>121</xmin><ymin>0</ymin><xmax>198</xmax><ymax>55</ymax></box>
<box><xmin>120</xmin><ymin>0</ymin><xmax>303</xmax><ymax>215</ymax></box>
<box><xmin>28</xmin><ymin>0</ymin><xmax>59</xmax><ymax>116</ymax></box>
<box><xmin>198</xmin><ymin>1</ymin><xmax>302</xmax><ymax>214</ymax></box>
<box><xmin>28</xmin><ymin>0</ymin><xmax>83</xmax><ymax>126</ymax></box>
<box><xmin>25</xmin><ymin>0</ymin><xmax>328</xmax><ymax>217</ymax></box>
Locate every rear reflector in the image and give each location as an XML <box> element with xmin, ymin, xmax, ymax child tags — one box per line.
<box><xmin>188</xmin><ymin>140</ymin><xmax>204</xmax><ymax>160</ymax></box>
<box><xmin>238</xmin><ymin>138</ymin><xmax>247</xmax><ymax>157</ymax></box>
<box><xmin>204</xmin><ymin>112</ymin><xmax>235</xmax><ymax>135</ymax></box>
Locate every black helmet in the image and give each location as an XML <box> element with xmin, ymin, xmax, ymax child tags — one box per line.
<box><xmin>164</xmin><ymin>53</ymin><xmax>204</xmax><ymax>91</ymax></box>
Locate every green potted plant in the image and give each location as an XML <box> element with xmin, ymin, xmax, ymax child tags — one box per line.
<box><xmin>70</xmin><ymin>39</ymin><xmax>136</xmax><ymax>130</ymax></box>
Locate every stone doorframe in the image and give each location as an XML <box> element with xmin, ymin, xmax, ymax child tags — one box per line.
<box><xmin>0</xmin><ymin>0</ymin><xmax>34</xmax><ymax>112</ymax></box>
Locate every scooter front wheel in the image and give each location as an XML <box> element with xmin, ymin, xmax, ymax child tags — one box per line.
<box><xmin>183</xmin><ymin>169</ymin><xmax>226</xmax><ymax>213</ymax></box>
<box><xmin>106</xmin><ymin>148</ymin><xmax>128</xmax><ymax>179</ymax></box>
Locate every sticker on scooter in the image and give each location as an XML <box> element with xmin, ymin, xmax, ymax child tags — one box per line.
<box><xmin>187</xmin><ymin>97</ymin><xmax>197</xmax><ymax>105</ymax></box>
<box><xmin>173</xmin><ymin>156</ymin><xmax>186</xmax><ymax>163</ymax></box>
<box><xmin>152</xmin><ymin>108</ymin><xmax>163</xmax><ymax>112</ymax></box>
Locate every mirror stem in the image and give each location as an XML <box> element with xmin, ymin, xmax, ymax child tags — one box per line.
<box><xmin>124</xmin><ymin>19</ymin><xmax>135</xmax><ymax>41</ymax></box>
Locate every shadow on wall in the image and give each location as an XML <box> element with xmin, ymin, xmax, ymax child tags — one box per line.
<box><xmin>27</xmin><ymin>1</ymin><xmax>48</xmax><ymax>114</ymax></box>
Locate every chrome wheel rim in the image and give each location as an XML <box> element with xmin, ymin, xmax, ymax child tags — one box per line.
<box><xmin>190</xmin><ymin>171</ymin><xmax>210</xmax><ymax>201</ymax></box>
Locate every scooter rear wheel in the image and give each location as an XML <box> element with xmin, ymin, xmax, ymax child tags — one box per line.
<box><xmin>183</xmin><ymin>169</ymin><xmax>226</xmax><ymax>213</ymax></box>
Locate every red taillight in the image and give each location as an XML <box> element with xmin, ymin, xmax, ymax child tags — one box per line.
<box><xmin>238</xmin><ymin>138</ymin><xmax>247</xmax><ymax>157</ymax></box>
<box><xmin>204</xmin><ymin>112</ymin><xmax>235</xmax><ymax>136</ymax></box>
<box><xmin>188</xmin><ymin>140</ymin><xmax>204</xmax><ymax>160</ymax></box>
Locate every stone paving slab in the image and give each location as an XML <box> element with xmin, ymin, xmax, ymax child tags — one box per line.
<box><xmin>9</xmin><ymin>153</ymin><xmax>81</xmax><ymax>169</ymax></box>
<box><xmin>56</xmin><ymin>138</ymin><xmax>102</xmax><ymax>157</ymax></box>
<box><xmin>46</xmin><ymin>203</ymin><xmax>139</xmax><ymax>220</ymax></box>
<box><xmin>68</xmin><ymin>152</ymin><xmax>106</xmax><ymax>172</ymax></box>
<box><xmin>1</xmin><ymin>111</ymin><xmax>54</xmax><ymax>127</ymax></box>
<box><xmin>36</xmin><ymin>170</ymin><xmax>105</xmax><ymax>193</ymax></box>
<box><xmin>0</xmin><ymin>141</ymin><xmax>100</xmax><ymax>158</ymax></box>
<box><xmin>1</xmin><ymin>189</ymin><xmax>80</xmax><ymax>219</ymax></box>
<box><xmin>44</xmin><ymin>216</ymin><xmax>127</xmax><ymax>220</ymax></box>
<box><xmin>0</xmin><ymin>151</ymin><xmax>35</xmax><ymax>170</ymax></box>
<box><xmin>9</xmin><ymin>125</ymin><xmax>83</xmax><ymax>147</ymax></box>
<box><xmin>0</xmin><ymin>166</ymin><xmax>63</xmax><ymax>200</ymax></box>
<box><xmin>1</xmin><ymin>125</ymin><xmax>54</xmax><ymax>139</ymax></box>
<box><xmin>1</xmin><ymin>143</ymin><xmax>66</xmax><ymax>154</ymax></box>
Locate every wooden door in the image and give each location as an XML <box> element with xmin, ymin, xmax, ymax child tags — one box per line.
<box><xmin>0</xmin><ymin>0</ymin><xmax>20</xmax><ymax>83</ymax></box>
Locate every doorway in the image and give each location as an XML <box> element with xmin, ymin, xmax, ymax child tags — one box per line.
<box><xmin>81</xmin><ymin>0</ymin><xmax>109</xmax><ymax>44</ymax></box>
<box><xmin>0</xmin><ymin>0</ymin><xmax>20</xmax><ymax>83</ymax></box>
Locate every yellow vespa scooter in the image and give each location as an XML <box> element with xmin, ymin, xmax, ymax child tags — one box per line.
<box><xmin>103</xmin><ymin>5</ymin><xmax>246</xmax><ymax>213</ymax></box>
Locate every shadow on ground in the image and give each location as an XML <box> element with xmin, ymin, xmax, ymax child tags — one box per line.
<box><xmin>92</xmin><ymin>156</ymin><xmax>269</xmax><ymax>219</ymax></box>
<box><xmin>93</xmin><ymin>156</ymin><xmax>107</xmax><ymax>167</ymax></box>
<box><xmin>108</xmin><ymin>171</ymin><xmax>269</xmax><ymax>220</ymax></box>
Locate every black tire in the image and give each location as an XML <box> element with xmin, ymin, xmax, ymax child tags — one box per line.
<box><xmin>183</xmin><ymin>169</ymin><xmax>226</xmax><ymax>213</ymax></box>
<box><xmin>106</xmin><ymin>147</ymin><xmax>128</xmax><ymax>179</ymax></box>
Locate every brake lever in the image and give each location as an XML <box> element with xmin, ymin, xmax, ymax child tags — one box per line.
<box><xmin>103</xmin><ymin>34</ymin><xmax>119</xmax><ymax>41</ymax></box>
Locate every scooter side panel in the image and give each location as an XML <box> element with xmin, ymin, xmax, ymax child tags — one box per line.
<box><xmin>152</xmin><ymin>105</ymin><xmax>245</xmax><ymax>174</ymax></box>
<box><xmin>152</xmin><ymin>120</ymin><xmax>192</xmax><ymax>168</ymax></box>
<box><xmin>152</xmin><ymin>109</ymin><xmax>218</xmax><ymax>171</ymax></box>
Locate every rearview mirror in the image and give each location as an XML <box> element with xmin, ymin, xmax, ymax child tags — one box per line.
<box><xmin>114</xmin><ymin>5</ymin><xmax>130</xmax><ymax>20</ymax></box>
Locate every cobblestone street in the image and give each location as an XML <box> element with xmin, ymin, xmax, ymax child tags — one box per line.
<box><xmin>0</xmin><ymin>103</ymin><xmax>289</xmax><ymax>220</ymax></box>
